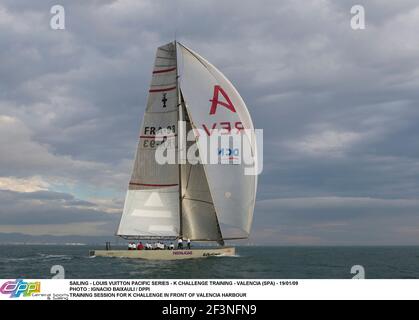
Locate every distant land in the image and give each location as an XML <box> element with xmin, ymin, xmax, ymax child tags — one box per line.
<box><xmin>0</xmin><ymin>233</ymin><xmax>247</xmax><ymax>246</ymax></box>
<box><xmin>0</xmin><ymin>233</ymin><xmax>252</xmax><ymax>246</ymax></box>
<box><xmin>0</xmin><ymin>233</ymin><xmax>124</xmax><ymax>245</ymax></box>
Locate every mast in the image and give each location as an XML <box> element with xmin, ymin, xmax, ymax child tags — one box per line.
<box><xmin>175</xmin><ymin>40</ymin><xmax>183</xmax><ymax>239</ymax></box>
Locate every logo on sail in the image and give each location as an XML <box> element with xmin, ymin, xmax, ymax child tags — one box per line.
<box><xmin>150</xmin><ymin>52</ymin><xmax>263</xmax><ymax>175</ymax></box>
<box><xmin>209</xmin><ymin>85</ymin><xmax>237</xmax><ymax>115</ymax></box>
<box><xmin>161</xmin><ymin>93</ymin><xmax>168</xmax><ymax>108</ymax></box>
<box><xmin>154</xmin><ymin>122</ymin><xmax>262</xmax><ymax>174</ymax></box>
<box><xmin>151</xmin><ymin>85</ymin><xmax>263</xmax><ymax>175</ymax></box>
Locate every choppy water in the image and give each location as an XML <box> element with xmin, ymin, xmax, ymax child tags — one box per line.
<box><xmin>0</xmin><ymin>245</ymin><xmax>419</xmax><ymax>279</ymax></box>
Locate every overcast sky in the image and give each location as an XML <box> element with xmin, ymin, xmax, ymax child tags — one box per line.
<box><xmin>1</xmin><ymin>0</ymin><xmax>419</xmax><ymax>245</ymax></box>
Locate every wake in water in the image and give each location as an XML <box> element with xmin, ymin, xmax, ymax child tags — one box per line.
<box><xmin>216</xmin><ymin>254</ymin><xmax>241</xmax><ymax>258</ymax></box>
<box><xmin>37</xmin><ymin>253</ymin><xmax>73</xmax><ymax>261</ymax></box>
<box><xmin>0</xmin><ymin>253</ymin><xmax>72</xmax><ymax>266</ymax></box>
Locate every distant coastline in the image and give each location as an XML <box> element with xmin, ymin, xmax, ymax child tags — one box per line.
<box><xmin>0</xmin><ymin>232</ymin><xmax>119</xmax><ymax>246</ymax></box>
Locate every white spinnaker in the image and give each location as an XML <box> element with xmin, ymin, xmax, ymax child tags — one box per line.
<box><xmin>178</xmin><ymin>43</ymin><xmax>258</xmax><ymax>237</ymax></box>
<box><xmin>117</xmin><ymin>42</ymin><xmax>180</xmax><ymax>238</ymax></box>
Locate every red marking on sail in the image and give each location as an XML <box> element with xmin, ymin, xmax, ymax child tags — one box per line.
<box><xmin>129</xmin><ymin>182</ymin><xmax>179</xmax><ymax>187</ymax></box>
<box><xmin>153</xmin><ymin>67</ymin><xmax>176</xmax><ymax>74</ymax></box>
<box><xmin>209</xmin><ymin>85</ymin><xmax>237</xmax><ymax>115</ymax></box>
<box><xmin>202</xmin><ymin>123</ymin><xmax>217</xmax><ymax>136</ymax></box>
<box><xmin>149</xmin><ymin>86</ymin><xmax>177</xmax><ymax>93</ymax></box>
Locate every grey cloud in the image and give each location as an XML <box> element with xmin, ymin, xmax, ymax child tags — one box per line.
<box><xmin>0</xmin><ymin>189</ymin><xmax>119</xmax><ymax>225</ymax></box>
<box><xmin>251</xmin><ymin>197</ymin><xmax>419</xmax><ymax>245</ymax></box>
<box><xmin>0</xmin><ymin>115</ymin><xmax>130</xmax><ymax>191</ymax></box>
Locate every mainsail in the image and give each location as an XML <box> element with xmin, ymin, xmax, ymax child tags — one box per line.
<box><xmin>117</xmin><ymin>42</ymin><xmax>257</xmax><ymax>243</ymax></box>
<box><xmin>117</xmin><ymin>42</ymin><xmax>180</xmax><ymax>238</ymax></box>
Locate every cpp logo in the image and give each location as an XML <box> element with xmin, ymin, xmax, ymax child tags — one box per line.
<box><xmin>0</xmin><ymin>280</ymin><xmax>41</xmax><ymax>298</ymax></box>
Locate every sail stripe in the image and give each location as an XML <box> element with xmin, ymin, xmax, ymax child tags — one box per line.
<box><xmin>153</xmin><ymin>67</ymin><xmax>176</xmax><ymax>74</ymax></box>
<box><xmin>156</xmin><ymin>56</ymin><xmax>174</xmax><ymax>60</ymax></box>
<box><xmin>150</xmin><ymin>82</ymin><xmax>177</xmax><ymax>87</ymax></box>
<box><xmin>149</xmin><ymin>86</ymin><xmax>177</xmax><ymax>93</ymax></box>
<box><xmin>129</xmin><ymin>182</ymin><xmax>179</xmax><ymax>187</ymax></box>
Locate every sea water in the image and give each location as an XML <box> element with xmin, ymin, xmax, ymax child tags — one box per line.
<box><xmin>0</xmin><ymin>245</ymin><xmax>419</xmax><ymax>279</ymax></box>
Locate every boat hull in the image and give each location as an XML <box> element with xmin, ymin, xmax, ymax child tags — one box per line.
<box><xmin>90</xmin><ymin>247</ymin><xmax>235</xmax><ymax>260</ymax></box>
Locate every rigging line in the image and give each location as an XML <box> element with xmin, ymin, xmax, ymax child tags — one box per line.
<box><xmin>177</xmin><ymin>43</ymin><xmax>222</xmax><ymax>89</ymax></box>
<box><xmin>181</xmin><ymin>96</ymin><xmax>193</xmax><ymax>194</ymax></box>
<box><xmin>182</xmin><ymin>197</ymin><xmax>213</xmax><ymax>206</ymax></box>
<box><xmin>183</xmin><ymin>163</ymin><xmax>193</xmax><ymax>195</ymax></box>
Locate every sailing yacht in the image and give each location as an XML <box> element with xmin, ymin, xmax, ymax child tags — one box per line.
<box><xmin>92</xmin><ymin>41</ymin><xmax>258</xmax><ymax>260</ymax></box>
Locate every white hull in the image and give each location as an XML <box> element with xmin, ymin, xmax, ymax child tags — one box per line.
<box><xmin>90</xmin><ymin>247</ymin><xmax>235</xmax><ymax>260</ymax></box>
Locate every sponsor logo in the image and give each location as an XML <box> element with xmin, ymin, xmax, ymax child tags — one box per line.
<box><xmin>0</xmin><ymin>280</ymin><xmax>41</xmax><ymax>298</ymax></box>
<box><xmin>218</xmin><ymin>147</ymin><xmax>240</xmax><ymax>162</ymax></box>
<box><xmin>154</xmin><ymin>84</ymin><xmax>264</xmax><ymax>175</ymax></box>
<box><xmin>203</xmin><ymin>252</ymin><xmax>221</xmax><ymax>257</ymax></box>
<box><xmin>209</xmin><ymin>85</ymin><xmax>237</xmax><ymax>115</ymax></box>
<box><xmin>172</xmin><ymin>250</ymin><xmax>193</xmax><ymax>255</ymax></box>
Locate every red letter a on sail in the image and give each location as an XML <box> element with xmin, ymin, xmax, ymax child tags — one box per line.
<box><xmin>209</xmin><ymin>85</ymin><xmax>237</xmax><ymax>115</ymax></box>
